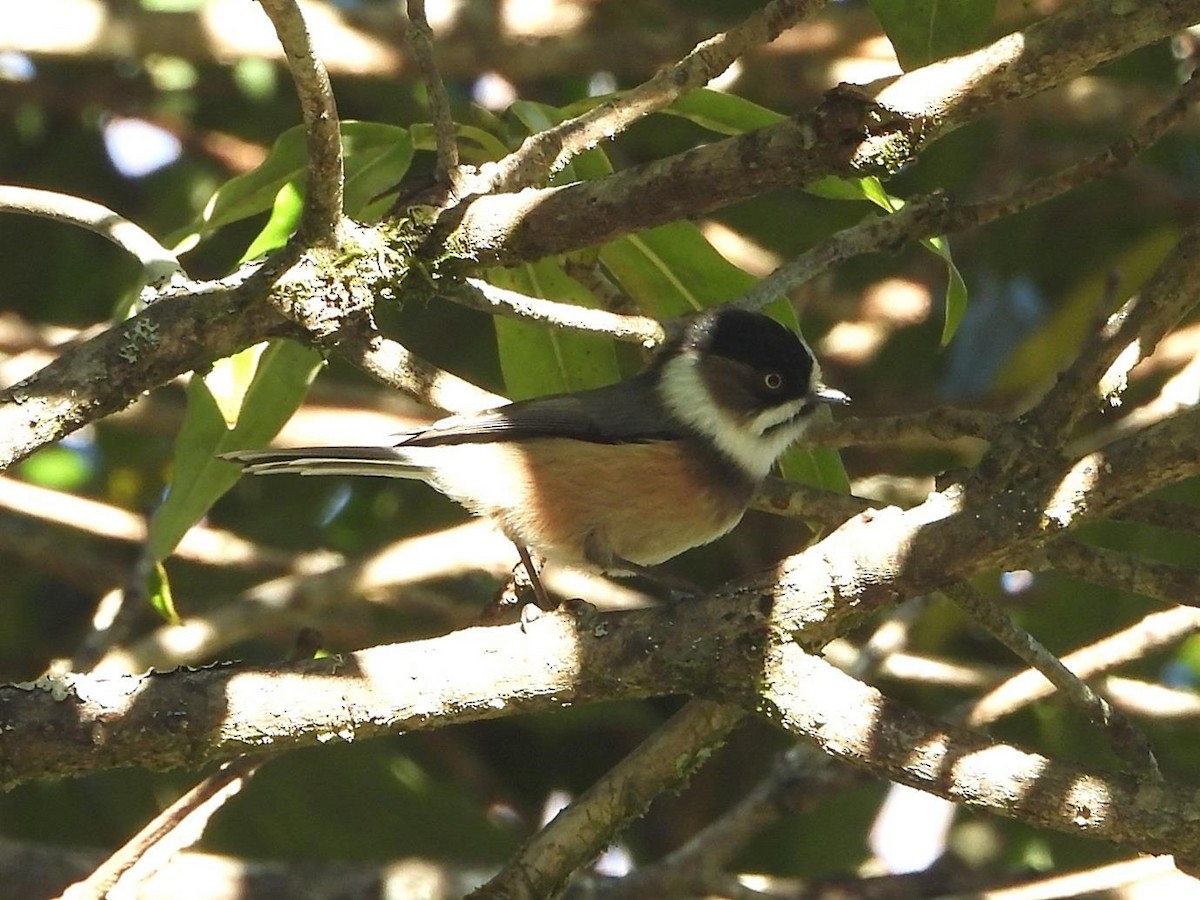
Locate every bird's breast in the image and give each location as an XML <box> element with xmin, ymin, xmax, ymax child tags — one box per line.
<box><xmin>407</xmin><ymin>438</ymin><xmax>753</xmax><ymax>569</ymax></box>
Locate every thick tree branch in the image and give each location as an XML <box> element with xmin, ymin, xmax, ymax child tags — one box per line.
<box><xmin>6</xmin><ymin>601</ymin><xmax>1200</xmax><ymax>862</ymax></box>
<box><xmin>430</xmin><ymin>0</ymin><xmax>1199</xmax><ymax>268</ymax></box>
<box><xmin>0</xmin><ymin>273</ymin><xmax>293</xmax><ymax>472</ymax></box>
<box><xmin>738</xmin><ymin>646</ymin><xmax>1200</xmax><ymax>863</ymax></box>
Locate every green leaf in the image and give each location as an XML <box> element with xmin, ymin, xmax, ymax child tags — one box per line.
<box><xmin>171</xmin><ymin>121</ymin><xmax>412</xmax><ymax>247</ymax></box>
<box><xmin>862</xmin><ymin>188</ymin><xmax>969</xmax><ymax>343</ymax></box>
<box><xmin>664</xmin><ymin>88</ymin><xmax>785</xmax><ymax>135</ymax></box>
<box><xmin>241</xmin><ymin>182</ymin><xmax>303</xmax><ymax>262</ymax></box>
<box><xmin>858</xmin><ymin>175</ymin><xmax>896</xmax><ymax>211</ymax></box>
<box><xmin>410</xmin><ymin>122</ymin><xmax>510</xmax><ymax>164</ymax></box>
<box><xmin>148</xmin><ymin>339</ymin><xmax>325</xmax><ymax>561</ymax></box>
<box><xmin>343</xmin><ymin>129</ymin><xmax>415</xmax><ymax>219</ymax></box>
<box><xmin>926</xmin><ymin>235</ymin><xmax>968</xmax><ymax>345</ymax></box>
<box><xmin>146</xmin><ymin>560</ymin><xmax>181</xmax><ymax>626</ymax></box>
<box><xmin>803</xmin><ymin>176</ymin><xmax>876</xmax><ymax>202</ymax></box>
<box><xmin>487</xmin><ymin>261</ymin><xmax>621</xmax><ymax>399</ymax></box>
<box><xmin>868</xmin><ymin>0</ymin><xmax>996</xmax><ymax>71</ymax></box>
<box><xmin>599</xmin><ymin>221</ymin><xmax>756</xmax><ymax>318</ymax></box>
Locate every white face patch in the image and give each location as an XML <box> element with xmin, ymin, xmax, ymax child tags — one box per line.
<box><xmin>658</xmin><ymin>353</ymin><xmax>815</xmax><ymax>480</ymax></box>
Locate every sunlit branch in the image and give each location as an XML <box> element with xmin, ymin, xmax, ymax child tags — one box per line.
<box><xmin>454</xmin><ymin>278</ymin><xmax>665</xmax><ymax>346</ymax></box>
<box><xmin>941</xmin><ymin>581</ymin><xmax>1159</xmax><ymax>777</ymax></box>
<box><xmin>738</xmin><ymin>71</ymin><xmax>1200</xmax><ymax>314</ymax></box>
<box><xmin>0</xmin><ymin>186</ymin><xmax>183</xmax><ymax>289</ymax></box>
<box><xmin>479</xmin><ymin>0</ymin><xmax>825</xmax><ymax>193</ymax></box>
<box><xmin>333</xmin><ymin>321</ymin><xmax>504</xmax><ymax>413</ymax></box>
<box><xmin>957</xmin><ymin>605</ymin><xmax>1200</xmax><ymax>728</ymax></box>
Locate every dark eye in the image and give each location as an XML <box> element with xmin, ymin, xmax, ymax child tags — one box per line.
<box><xmin>763</xmin><ymin>371</ymin><xmax>783</xmax><ymax>391</ymax></box>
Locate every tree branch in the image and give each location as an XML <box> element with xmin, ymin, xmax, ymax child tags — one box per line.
<box><xmin>0</xmin><ymin>186</ymin><xmax>183</xmax><ymax>290</ymax></box>
<box><xmin>941</xmin><ymin>581</ymin><xmax>1159</xmax><ymax>777</ymax></box>
<box><xmin>431</xmin><ymin>0</ymin><xmax>1199</xmax><ymax>268</ymax></box>
<box><xmin>404</xmin><ymin>0</ymin><xmax>459</xmax><ymax>188</ymax></box>
<box><xmin>478</xmin><ymin>0</ymin><xmax>825</xmax><ymax>193</ymax></box>
<box><xmin>6</xmin><ymin>606</ymin><xmax>1200</xmax><ymax>862</ymax></box>
<box><xmin>739</xmin><ymin>68</ymin><xmax>1200</xmax><ymax>312</ymax></box>
<box><xmin>0</xmin><ymin>272</ymin><xmax>292</xmax><ymax>472</ymax></box>
<box><xmin>452</xmin><ymin>278</ymin><xmax>665</xmax><ymax>347</ymax></box>
<box><xmin>959</xmin><ymin>605</ymin><xmax>1200</xmax><ymax>728</ymax></box>
<box><xmin>739</xmin><ymin>646</ymin><xmax>1200</xmax><ymax>863</ymax></box>
<box><xmin>471</xmin><ymin>700</ymin><xmax>746</xmax><ymax>900</ymax></box>
<box><xmin>256</xmin><ymin>0</ymin><xmax>344</xmax><ymax>244</ymax></box>
<box><xmin>1046</xmin><ymin>539</ymin><xmax>1200</xmax><ymax>611</ymax></box>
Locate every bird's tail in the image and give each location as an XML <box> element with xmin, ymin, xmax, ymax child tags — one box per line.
<box><xmin>221</xmin><ymin>446</ymin><xmax>430</xmax><ymax>480</ymax></box>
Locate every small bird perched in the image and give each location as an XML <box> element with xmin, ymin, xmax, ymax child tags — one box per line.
<box><xmin>224</xmin><ymin>307</ymin><xmax>847</xmax><ymax>607</ymax></box>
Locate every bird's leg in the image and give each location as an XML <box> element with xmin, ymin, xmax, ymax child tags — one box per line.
<box><xmin>514</xmin><ymin>543</ymin><xmax>557</xmax><ymax>611</ymax></box>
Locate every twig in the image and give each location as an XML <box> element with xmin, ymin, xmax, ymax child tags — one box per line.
<box><xmin>1108</xmin><ymin>497</ymin><xmax>1200</xmax><ymax>534</ymax></box>
<box><xmin>958</xmin><ymin>605</ymin><xmax>1200</xmax><ymax>728</ymax></box>
<box><xmin>751</xmin><ymin>477</ymin><xmax>877</xmax><ymax>528</ymax></box>
<box><xmin>941</xmin><ymin>581</ymin><xmax>1160</xmax><ymax>777</ymax></box>
<box><xmin>57</xmin><ymin>756</ymin><xmax>261</xmax><ymax>900</ymax></box>
<box><xmin>404</xmin><ymin>0</ymin><xmax>459</xmax><ymax>189</ymax></box>
<box><xmin>0</xmin><ymin>186</ymin><xmax>183</xmax><ymax>290</ymax></box>
<box><xmin>454</xmin><ymin>278</ymin><xmax>665</xmax><ymax>346</ymax></box>
<box><xmin>1045</xmin><ymin>539</ymin><xmax>1200</xmax><ymax>610</ymax></box>
<box><xmin>800</xmin><ymin>406</ymin><xmax>1002</xmax><ymax>448</ymax></box>
<box><xmin>58</xmin><ymin>632</ymin><xmax>323</xmax><ymax>900</ymax></box>
<box><xmin>738</xmin><ymin>71</ymin><xmax>1200</xmax><ymax>312</ymax></box>
<box><xmin>257</xmin><ymin>0</ymin><xmax>344</xmax><ymax>244</ymax></box>
<box><xmin>479</xmin><ymin>0</ymin><xmax>824</xmax><ymax>193</ymax></box>
<box><xmin>594</xmin><ymin>745</ymin><xmax>856</xmax><ymax>899</ymax></box>
<box><xmin>469</xmin><ymin>700</ymin><xmax>746</xmax><ymax>900</ymax></box>
<box><xmin>333</xmin><ymin>321</ymin><xmax>504</xmax><ymax>413</ymax></box>
<box><xmin>735</xmin><ymin>194</ymin><xmax>953</xmax><ymax>311</ymax></box>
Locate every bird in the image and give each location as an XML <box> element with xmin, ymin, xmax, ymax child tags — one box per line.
<box><xmin>223</xmin><ymin>307</ymin><xmax>848</xmax><ymax>608</ymax></box>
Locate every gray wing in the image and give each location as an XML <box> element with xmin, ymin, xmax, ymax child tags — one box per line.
<box><xmin>400</xmin><ymin>371</ymin><xmax>686</xmax><ymax>447</ymax></box>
